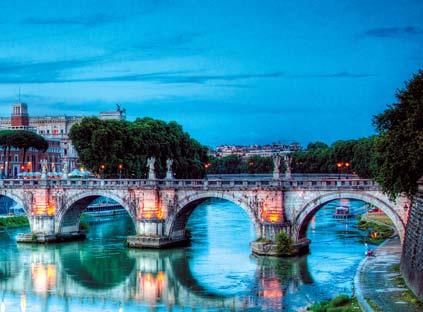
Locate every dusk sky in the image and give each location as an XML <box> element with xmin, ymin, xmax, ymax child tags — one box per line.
<box><xmin>0</xmin><ymin>0</ymin><xmax>422</xmax><ymax>147</ymax></box>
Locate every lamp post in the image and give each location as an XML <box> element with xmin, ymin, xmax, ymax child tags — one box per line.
<box><xmin>118</xmin><ymin>164</ymin><xmax>123</xmax><ymax>179</ymax></box>
<box><xmin>204</xmin><ymin>162</ymin><xmax>211</xmax><ymax>179</ymax></box>
<box><xmin>336</xmin><ymin>162</ymin><xmax>350</xmax><ymax>178</ymax></box>
<box><xmin>100</xmin><ymin>164</ymin><xmax>105</xmax><ymax>179</ymax></box>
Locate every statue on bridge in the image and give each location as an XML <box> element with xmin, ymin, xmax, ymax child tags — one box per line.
<box><xmin>282</xmin><ymin>152</ymin><xmax>292</xmax><ymax>179</ymax></box>
<box><xmin>62</xmin><ymin>159</ymin><xmax>69</xmax><ymax>179</ymax></box>
<box><xmin>40</xmin><ymin>159</ymin><xmax>48</xmax><ymax>180</ymax></box>
<box><xmin>166</xmin><ymin>159</ymin><xmax>174</xmax><ymax>180</ymax></box>
<box><xmin>147</xmin><ymin>157</ymin><xmax>156</xmax><ymax>180</ymax></box>
<box><xmin>272</xmin><ymin>156</ymin><xmax>281</xmax><ymax>180</ymax></box>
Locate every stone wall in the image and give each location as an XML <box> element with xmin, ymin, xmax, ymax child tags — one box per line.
<box><xmin>401</xmin><ymin>188</ymin><xmax>423</xmax><ymax>301</ymax></box>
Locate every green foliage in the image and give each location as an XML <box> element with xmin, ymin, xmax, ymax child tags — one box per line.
<box><xmin>373</xmin><ymin>70</ymin><xmax>423</xmax><ymax>198</ymax></box>
<box><xmin>79</xmin><ymin>220</ymin><xmax>89</xmax><ymax>232</ymax></box>
<box><xmin>275</xmin><ymin>231</ymin><xmax>293</xmax><ymax>255</ymax></box>
<box><xmin>208</xmin><ymin>155</ymin><xmax>281</xmax><ymax>174</ymax></box>
<box><xmin>0</xmin><ymin>216</ymin><xmax>29</xmax><ymax>229</ymax></box>
<box><xmin>0</xmin><ymin>130</ymin><xmax>48</xmax><ymax>172</ymax></box>
<box><xmin>307</xmin><ymin>295</ymin><xmax>361</xmax><ymax>312</ymax></box>
<box><xmin>357</xmin><ymin>218</ymin><xmax>394</xmax><ymax>244</ymax></box>
<box><xmin>69</xmin><ymin>117</ymin><xmax>209</xmax><ymax>178</ymax></box>
<box><xmin>291</xmin><ymin>137</ymin><xmax>377</xmax><ymax>178</ymax></box>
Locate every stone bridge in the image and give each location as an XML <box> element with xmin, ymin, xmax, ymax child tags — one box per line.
<box><xmin>0</xmin><ymin>174</ymin><xmax>410</xmax><ymax>255</ymax></box>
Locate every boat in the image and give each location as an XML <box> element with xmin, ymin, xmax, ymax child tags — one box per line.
<box><xmin>82</xmin><ymin>200</ymin><xmax>127</xmax><ymax>223</ymax></box>
<box><xmin>333</xmin><ymin>205</ymin><xmax>354</xmax><ymax>219</ymax></box>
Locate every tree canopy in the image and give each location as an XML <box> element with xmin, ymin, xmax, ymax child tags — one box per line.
<box><xmin>372</xmin><ymin>70</ymin><xmax>423</xmax><ymax>198</ymax></box>
<box><xmin>0</xmin><ymin>130</ymin><xmax>48</xmax><ymax>168</ymax></box>
<box><xmin>291</xmin><ymin>137</ymin><xmax>377</xmax><ymax>178</ymax></box>
<box><xmin>69</xmin><ymin>117</ymin><xmax>209</xmax><ymax>178</ymax></box>
<box><xmin>208</xmin><ymin>155</ymin><xmax>277</xmax><ymax>174</ymax></box>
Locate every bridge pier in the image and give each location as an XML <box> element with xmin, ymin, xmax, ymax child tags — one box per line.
<box><xmin>127</xmin><ymin>219</ymin><xmax>189</xmax><ymax>249</ymax></box>
<box><xmin>251</xmin><ymin>222</ymin><xmax>310</xmax><ymax>257</ymax></box>
<box><xmin>17</xmin><ymin>216</ymin><xmax>86</xmax><ymax>243</ymax></box>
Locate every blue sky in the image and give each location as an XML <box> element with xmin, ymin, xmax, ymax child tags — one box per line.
<box><xmin>0</xmin><ymin>0</ymin><xmax>422</xmax><ymax>147</ymax></box>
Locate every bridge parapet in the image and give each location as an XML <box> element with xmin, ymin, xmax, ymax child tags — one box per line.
<box><xmin>0</xmin><ymin>177</ymin><xmax>379</xmax><ymax>191</ymax></box>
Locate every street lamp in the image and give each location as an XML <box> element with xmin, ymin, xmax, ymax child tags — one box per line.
<box><xmin>118</xmin><ymin>164</ymin><xmax>123</xmax><ymax>179</ymax></box>
<box><xmin>336</xmin><ymin>162</ymin><xmax>351</xmax><ymax>177</ymax></box>
<box><xmin>204</xmin><ymin>162</ymin><xmax>211</xmax><ymax>179</ymax></box>
<box><xmin>100</xmin><ymin>164</ymin><xmax>105</xmax><ymax>178</ymax></box>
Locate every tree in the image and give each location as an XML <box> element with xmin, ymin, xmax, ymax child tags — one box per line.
<box><xmin>69</xmin><ymin>117</ymin><xmax>209</xmax><ymax>178</ymax></box>
<box><xmin>373</xmin><ymin>70</ymin><xmax>423</xmax><ymax>198</ymax></box>
<box><xmin>12</xmin><ymin>131</ymin><xmax>48</xmax><ymax>168</ymax></box>
<box><xmin>0</xmin><ymin>130</ymin><xmax>48</xmax><ymax>176</ymax></box>
<box><xmin>0</xmin><ymin>130</ymin><xmax>14</xmax><ymax>172</ymax></box>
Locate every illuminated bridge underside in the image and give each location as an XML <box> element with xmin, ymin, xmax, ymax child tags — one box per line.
<box><xmin>0</xmin><ymin>175</ymin><xmax>410</xmax><ymax>255</ymax></box>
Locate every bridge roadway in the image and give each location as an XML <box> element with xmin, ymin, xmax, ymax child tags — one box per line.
<box><xmin>0</xmin><ymin>174</ymin><xmax>410</xmax><ymax>256</ymax></box>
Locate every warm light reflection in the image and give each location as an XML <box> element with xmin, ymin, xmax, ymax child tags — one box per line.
<box><xmin>20</xmin><ymin>293</ymin><xmax>26</xmax><ymax>312</ymax></box>
<box><xmin>31</xmin><ymin>264</ymin><xmax>57</xmax><ymax>294</ymax></box>
<box><xmin>32</xmin><ymin>191</ymin><xmax>56</xmax><ymax>216</ymax></box>
<box><xmin>259</xmin><ymin>276</ymin><xmax>283</xmax><ymax>310</ymax></box>
<box><xmin>135</xmin><ymin>272</ymin><xmax>167</xmax><ymax>304</ymax></box>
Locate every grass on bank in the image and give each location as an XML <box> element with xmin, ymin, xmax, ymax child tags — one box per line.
<box><xmin>307</xmin><ymin>295</ymin><xmax>361</xmax><ymax>312</ymax></box>
<box><xmin>364</xmin><ymin>213</ymin><xmax>394</xmax><ymax>227</ymax></box>
<box><xmin>357</xmin><ymin>217</ymin><xmax>394</xmax><ymax>244</ymax></box>
<box><xmin>388</xmin><ymin>264</ymin><xmax>423</xmax><ymax>307</ymax></box>
<box><xmin>0</xmin><ymin>216</ymin><xmax>29</xmax><ymax>229</ymax></box>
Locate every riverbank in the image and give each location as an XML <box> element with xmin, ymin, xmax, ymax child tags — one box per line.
<box><xmin>307</xmin><ymin>295</ymin><xmax>361</xmax><ymax>311</ymax></box>
<box><xmin>356</xmin><ymin>237</ymin><xmax>423</xmax><ymax>312</ymax></box>
<box><xmin>0</xmin><ymin>215</ymin><xmax>28</xmax><ymax>229</ymax></box>
<box><xmin>357</xmin><ymin>215</ymin><xmax>394</xmax><ymax>244</ymax></box>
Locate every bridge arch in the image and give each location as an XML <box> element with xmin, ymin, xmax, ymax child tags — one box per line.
<box><xmin>0</xmin><ymin>191</ymin><xmax>28</xmax><ymax>215</ymax></box>
<box><xmin>56</xmin><ymin>191</ymin><xmax>136</xmax><ymax>234</ymax></box>
<box><xmin>0</xmin><ymin>191</ymin><xmax>32</xmax><ymax>231</ymax></box>
<box><xmin>167</xmin><ymin>191</ymin><xmax>261</xmax><ymax>239</ymax></box>
<box><xmin>294</xmin><ymin>191</ymin><xmax>406</xmax><ymax>242</ymax></box>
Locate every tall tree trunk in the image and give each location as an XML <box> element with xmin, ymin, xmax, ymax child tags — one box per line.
<box><xmin>6</xmin><ymin>146</ymin><xmax>10</xmax><ymax>178</ymax></box>
<box><xmin>2</xmin><ymin>146</ymin><xmax>6</xmax><ymax>178</ymax></box>
<box><xmin>21</xmin><ymin>148</ymin><xmax>27</xmax><ymax>170</ymax></box>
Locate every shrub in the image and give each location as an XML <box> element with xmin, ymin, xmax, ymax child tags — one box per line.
<box><xmin>275</xmin><ymin>231</ymin><xmax>293</xmax><ymax>255</ymax></box>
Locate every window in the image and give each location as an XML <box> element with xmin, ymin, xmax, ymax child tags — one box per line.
<box><xmin>14</xmin><ymin>155</ymin><xmax>18</xmax><ymax>162</ymax></box>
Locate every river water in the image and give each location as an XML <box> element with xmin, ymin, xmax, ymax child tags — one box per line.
<box><xmin>0</xmin><ymin>199</ymin><xmax>371</xmax><ymax>311</ymax></box>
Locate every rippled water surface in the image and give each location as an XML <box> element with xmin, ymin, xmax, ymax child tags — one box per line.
<box><xmin>0</xmin><ymin>199</ymin><xmax>371</xmax><ymax>311</ymax></box>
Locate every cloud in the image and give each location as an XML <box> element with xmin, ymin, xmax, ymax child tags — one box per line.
<box><xmin>290</xmin><ymin>72</ymin><xmax>375</xmax><ymax>78</ymax></box>
<box><xmin>75</xmin><ymin>71</ymin><xmax>284</xmax><ymax>84</ymax></box>
<box><xmin>362</xmin><ymin>26</ymin><xmax>423</xmax><ymax>38</ymax></box>
<box><xmin>23</xmin><ymin>14</ymin><xmax>115</xmax><ymax>27</ymax></box>
<box><xmin>0</xmin><ymin>54</ymin><xmax>375</xmax><ymax>85</ymax></box>
<box><xmin>0</xmin><ymin>56</ymin><xmax>110</xmax><ymax>83</ymax></box>
<box><xmin>133</xmin><ymin>33</ymin><xmax>202</xmax><ymax>52</ymax></box>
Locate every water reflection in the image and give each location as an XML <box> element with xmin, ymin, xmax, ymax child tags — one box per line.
<box><xmin>0</xmin><ymin>199</ymin><xmax>371</xmax><ymax>311</ymax></box>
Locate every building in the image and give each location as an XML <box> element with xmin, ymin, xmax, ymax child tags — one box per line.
<box><xmin>0</xmin><ymin>103</ymin><xmax>126</xmax><ymax>178</ymax></box>
<box><xmin>214</xmin><ymin>143</ymin><xmax>300</xmax><ymax>158</ymax></box>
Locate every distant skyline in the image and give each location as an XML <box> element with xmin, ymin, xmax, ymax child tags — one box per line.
<box><xmin>0</xmin><ymin>0</ymin><xmax>422</xmax><ymax>147</ymax></box>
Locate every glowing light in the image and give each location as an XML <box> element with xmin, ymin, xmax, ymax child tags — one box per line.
<box><xmin>260</xmin><ymin>202</ymin><xmax>283</xmax><ymax>223</ymax></box>
<box><xmin>140</xmin><ymin>198</ymin><xmax>164</xmax><ymax>220</ymax></box>
<box><xmin>1</xmin><ymin>302</ymin><xmax>5</xmax><ymax>312</ymax></box>
<box><xmin>32</xmin><ymin>190</ymin><xmax>56</xmax><ymax>216</ymax></box>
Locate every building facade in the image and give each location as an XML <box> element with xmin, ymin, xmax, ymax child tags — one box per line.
<box><xmin>0</xmin><ymin>103</ymin><xmax>125</xmax><ymax>178</ymax></box>
<box><xmin>214</xmin><ymin>143</ymin><xmax>300</xmax><ymax>158</ymax></box>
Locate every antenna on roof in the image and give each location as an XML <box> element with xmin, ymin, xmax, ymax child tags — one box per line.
<box><xmin>18</xmin><ymin>86</ymin><xmax>21</xmax><ymax>103</ymax></box>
